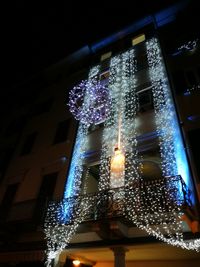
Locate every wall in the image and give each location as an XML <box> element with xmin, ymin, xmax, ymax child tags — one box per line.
<box><xmin>94</xmin><ymin>260</ymin><xmax>200</xmax><ymax>267</ymax></box>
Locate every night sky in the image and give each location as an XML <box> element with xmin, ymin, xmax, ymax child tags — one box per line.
<box><xmin>1</xmin><ymin>0</ymin><xmax>198</xmax><ymax>91</ymax></box>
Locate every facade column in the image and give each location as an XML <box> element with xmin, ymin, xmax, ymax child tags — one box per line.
<box><xmin>111</xmin><ymin>246</ymin><xmax>128</xmax><ymax>267</ymax></box>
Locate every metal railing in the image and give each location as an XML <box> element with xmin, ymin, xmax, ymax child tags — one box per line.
<box><xmin>46</xmin><ymin>175</ymin><xmax>191</xmax><ymax>225</ymax></box>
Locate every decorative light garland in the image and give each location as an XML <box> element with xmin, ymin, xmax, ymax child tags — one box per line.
<box><xmin>142</xmin><ymin>37</ymin><xmax>199</xmax><ymax>250</ymax></box>
<box><xmin>178</xmin><ymin>39</ymin><xmax>199</xmax><ymax>53</ymax></box>
<box><xmin>44</xmin><ymin>38</ymin><xmax>200</xmax><ymax>266</ymax></box>
<box><xmin>68</xmin><ymin>79</ymin><xmax>111</xmax><ymax>126</ymax></box>
<box><xmin>44</xmin><ymin>66</ymin><xmax>100</xmax><ymax>266</ymax></box>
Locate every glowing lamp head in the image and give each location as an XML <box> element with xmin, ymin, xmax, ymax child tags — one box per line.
<box><xmin>73</xmin><ymin>259</ymin><xmax>81</xmax><ymax>266</ymax></box>
<box><xmin>111</xmin><ymin>147</ymin><xmax>125</xmax><ymax>174</ymax></box>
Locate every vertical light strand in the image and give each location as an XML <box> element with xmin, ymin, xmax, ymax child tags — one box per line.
<box><xmin>98</xmin><ymin>55</ymin><xmax>122</xmax><ymax>191</ymax></box>
<box><xmin>44</xmin><ymin>66</ymin><xmax>100</xmax><ymax>265</ymax></box>
<box><xmin>144</xmin><ymin>37</ymin><xmax>185</xmax><ymax>248</ymax></box>
<box><xmin>146</xmin><ymin>37</ymin><xmax>191</xmax><ymax>190</ymax></box>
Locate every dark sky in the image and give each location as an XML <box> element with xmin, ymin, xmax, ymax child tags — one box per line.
<box><xmin>1</xmin><ymin>0</ymin><xmax>198</xmax><ymax>90</ymax></box>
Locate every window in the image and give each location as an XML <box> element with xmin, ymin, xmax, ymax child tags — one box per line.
<box><xmin>197</xmin><ymin>66</ymin><xmax>200</xmax><ymax>80</ymax></box>
<box><xmin>20</xmin><ymin>132</ymin><xmax>37</xmax><ymax>156</ymax></box>
<box><xmin>0</xmin><ymin>183</ymin><xmax>19</xmax><ymax>220</ymax></box>
<box><xmin>186</xmin><ymin>70</ymin><xmax>197</xmax><ymax>86</ymax></box>
<box><xmin>84</xmin><ymin>164</ymin><xmax>100</xmax><ymax>194</ymax></box>
<box><xmin>53</xmin><ymin>119</ymin><xmax>71</xmax><ymax>144</ymax></box>
<box><xmin>136</xmin><ymin>54</ymin><xmax>148</xmax><ymax>72</ymax></box>
<box><xmin>138</xmin><ymin>89</ymin><xmax>153</xmax><ymax>112</ymax></box>
<box><xmin>132</xmin><ymin>34</ymin><xmax>145</xmax><ymax>46</ymax></box>
<box><xmin>0</xmin><ymin>148</ymin><xmax>13</xmax><ymax>180</ymax></box>
<box><xmin>188</xmin><ymin>128</ymin><xmax>200</xmax><ymax>182</ymax></box>
<box><xmin>100</xmin><ymin>51</ymin><xmax>112</xmax><ymax>62</ymax></box>
<box><xmin>88</xmin><ymin>122</ymin><xmax>104</xmax><ymax>133</ymax></box>
<box><xmin>99</xmin><ymin>70</ymin><xmax>110</xmax><ymax>86</ymax></box>
<box><xmin>5</xmin><ymin>117</ymin><xmax>26</xmax><ymax>137</ymax></box>
<box><xmin>38</xmin><ymin>172</ymin><xmax>58</xmax><ymax>200</ymax></box>
<box><xmin>100</xmin><ymin>70</ymin><xmax>110</xmax><ymax>81</ymax></box>
<box><xmin>172</xmin><ymin>71</ymin><xmax>187</xmax><ymax>93</ymax></box>
<box><xmin>34</xmin><ymin>172</ymin><xmax>58</xmax><ymax>223</ymax></box>
<box><xmin>100</xmin><ymin>52</ymin><xmax>111</xmax><ymax>72</ymax></box>
<box><xmin>30</xmin><ymin>98</ymin><xmax>54</xmax><ymax>117</ymax></box>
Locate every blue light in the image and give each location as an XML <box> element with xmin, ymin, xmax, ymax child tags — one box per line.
<box><xmin>60</xmin><ymin>125</ymin><xmax>86</xmax><ymax>222</ymax></box>
<box><xmin>146</xmin><ymin>37</ymin><xmax>194</xmax><ymax>205</ymax></box>
<box><xmin>184</xmin><ymin>91</ymin><xmax>191</xmax><ymax>96</ymax></box>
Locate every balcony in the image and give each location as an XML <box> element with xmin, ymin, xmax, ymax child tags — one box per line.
<box><xmin>46</xmin><ymin>175</ymin><xmax>191</xmax><ymax>226</ymax></box>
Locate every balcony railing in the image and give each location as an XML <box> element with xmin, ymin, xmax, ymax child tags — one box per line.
<box><xmin>46</xmin><ymin>175</ymin><xmax>191</xmax><ymax>225</ymax></box>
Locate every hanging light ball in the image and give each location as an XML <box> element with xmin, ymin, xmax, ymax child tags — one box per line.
<box><xmin>68</xmin><ymin>80</ymin><xmax>111</xmax><ymax>125</ymax></box>
<box><xmin>68</xmin><ymin>80</ymin><xmax>87</xmax><ymax>121</ymax></box>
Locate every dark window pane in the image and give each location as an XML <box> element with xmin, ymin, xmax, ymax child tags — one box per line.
<box><xmin>172</xmin><ymin>71</ymin><xmax>187</xmax><ymax>93</ymax></box>
<box><xmin>5</xmin><ymin>117</ymin><xmax>26</xmax><ymax>137</ymax></box>
<box><xmin>197</xmin><ymin>66</ymin><xmax>200</xmax><ymax>80</ymax></box>
<box><xmin>30</xmin><ymin>98</ymin><xmax>53</xmax><ymax>117</ymax></box>
<box><xmin>34</xmin><ymin>172</ymin><xmax>58</xmax><ymax>223</ymax></box>
<box><xmin>0</xmin><ymin>183</ymin><xmax>19</xmax><ymax>220</ymax></box>
<box><xmin>0</xmin><ymin>148</ymin><xmax>13</xmax><ymax>178</ymax></box>
<box><xmin>100</xmin><ymin>58</ymin><xmax>110</xmax><ymax>72</ymax></box>
<box><xmin>138</xmin><ymin>90</ymin><xmax>153</xmax><ymax>112</ymax></box>
<box><xmin>188</xmin><ymin>128</ymin><xmax>200</xmax><ymax>182</ymax></box>
<box><xmin>20</xmin><ymin>132</ymin><xmax>37</xmax><ymax>156</ymax></box>
<box><xmin>186</xmin><ymin>71</ymin><xmax>197</xmax><ymax>86</ymax></box>
<box><xmin>53</xmin><ymin>119</ymin><xmax>71</xmax><ymax>144</ymax></box>
<box><xmin>38</xmin><ymin>172</ymin><xmax>58</xmax><ymax>200</ymax></box>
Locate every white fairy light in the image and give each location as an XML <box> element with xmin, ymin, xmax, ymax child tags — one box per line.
<box><xmin>44</xmin><ymin>37</ymin><xmax>200</xmax><ymax>266</ymax></box>
<box><xmin>143</xmin><ymin>37</ymin><xmax>200</xmax><ymax>250</ymax></box>
<box><xmin>44</xmin><ymin>66</ymin><xmax>100</xmax><ymax>265</ymax></box>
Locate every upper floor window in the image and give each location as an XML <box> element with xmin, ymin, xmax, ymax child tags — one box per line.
<box><xmin>197</xmin><ymin>66</ymin><xmax>200</xmax><ymax>80</ymax></box>
<box><xmin>137</xmin><ymin>88</ymin><xmax>153</xmax><ymax>113</ymax></box>
<box><xmin>30</xmin><ymin>98</ymin><xmax>54</xmax><ymax>117</ymax></box>
<box><xmin>188</xmin><ymin>128</ymin><xmax>200</xmax><ymax>182</ymax></box>
<box><xmin>172</xmin><ymin>71</ymin><xmax>187</xmax><ymax>94</ymax></box>
<box><xmin>99</xmin><ymin>70</ymin><xmax>110</xmax><ymax>86</ymax></box>
<box><xmin>100</xmin><ymin>52</ymin><xmax>112</xmax><ymax>73</ymax></box>
<box><xmin>185</xmin><ymin>70</ymin><xmax>198</xmax><ymax>87</ymax></box>
<box><xmin>132</xmin><ymin>34</ymin><xmax>145</xmax><ymax>46</ymax></box>
<box><xmin>20</xmin><ymin>132</ymin><xmax>37</xmax><ymax>156</ymax></box>
<box><xmin>100</xmin><ymin>51</ymin><xmax>112</xmax><ymax>62</ymax></box>
<box><xmin>0</xmin><ymin>183</ymin><xmax>19</xmax><ymax>220</ymax></box>
<box><xmin>53</xmin><ymin>119</ymin><xmax>71</xmax><ymax>145</ymax></box>
<box><xmin>4</xmin><ymin>117</ymin><xmax>26</xmax><ymax>137</ymax></box>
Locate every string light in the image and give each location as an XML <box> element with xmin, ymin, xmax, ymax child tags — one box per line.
<box><xmin>44</xmin><ymin>38</ymin><xmax>200</xmax><ymax>266</ymax></box>
<box><xmin>178</xmin><ymin>39</ymin><xmax>199</xmax><ymax>52</ymax></box>
<box><xmin>73</xmin><ymin>260</ymin><xmax>81</xmax><ymax>266</ymax></box>
<box><xmin>68</xmin><ymin>79</ymin><xmax>111</xmax><ymax>126</ymax></box>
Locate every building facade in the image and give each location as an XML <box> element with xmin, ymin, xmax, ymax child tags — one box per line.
<box><xmin>0</xmin><ymin>1</ymin><xmax>200</xmax><ymax>266</ymax></box>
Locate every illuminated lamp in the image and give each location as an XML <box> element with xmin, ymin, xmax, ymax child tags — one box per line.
<box><xmin>111</xmin><ymin>147</ymin><xmax>125</xmax><ymax>174</ymax></box>
<box><xmin>73</xmin><ymin>259</ymin><xmax>81</xmax><ymax>266</ymax></box>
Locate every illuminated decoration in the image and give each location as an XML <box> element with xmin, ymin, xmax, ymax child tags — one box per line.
<box><xmin>44</xmin><ymin>37</ymin><xmax>200</xmax><ymax>266</ymax></box>
<box><xmin>178</xmin><ymin>38</ymin><xmax>199</xmax><ymax>52</ymax></box>
<box><xmin>111</xmin><ymin>147</ymin><xmax>125</xmax><ymax>173</ymax></box>
<box><xmin>98</xmin><ymin>49</ymin><xmax>140</xmax><ymax>191</ymax></box>
<box><xmin>134</xmin><ymin>36</ymin><xmax>199</xmax><ymax>250</ymax></box>
<box><xmin>184</xmin><ymin>84</ymin><xmax>200</xmax><ymax>95</ymax></box>
<box><xmin>44</xmin><ymin>66</ymin><xmax>100</xmax><ymax>266</ymax></box>
<box><xmin>73</xmin><ymin>259</ymin><xmax>81</xmax><ymax>266</ymax></box>
<box><xmin>110</xmin><ymin>147</ymin><xmax>125</xmax><ymax>188</ymax></box>
<box><xmin>68</xmin><ymin>79</ymin><xmax>111</xmax><ymax>126</ymax></box>
<box><xmin>146</xmin><ymin>38</ymin><xmax>191</xmax><ymax>192</ymax></box>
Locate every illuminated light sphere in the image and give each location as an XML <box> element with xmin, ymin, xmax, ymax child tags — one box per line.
<box><xmin>68</xmin><ymin>80</ymin><xmax>87</xmax><ymax>121</ymax></box>
<box><xmin>110</xmin><ymin>147</ymin><xmax>125</xmax><ymax>174</ymax></box>
<box><xmin>73</xmin><ymin>259</ymin><xmax>81</xmax><ymax>266</ymax></box>
<box><xmin>68</xmin><ymin>80</ymin><xmax>111</xmax><ymax>125</ymax></box>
